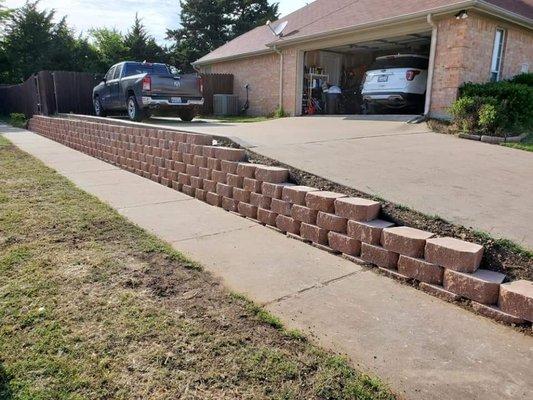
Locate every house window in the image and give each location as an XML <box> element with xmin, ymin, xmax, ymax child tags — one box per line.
<box><xmin>490</xmin><ymin>28</ymin><xmax>506</xmax><ymax>82</ymax></box>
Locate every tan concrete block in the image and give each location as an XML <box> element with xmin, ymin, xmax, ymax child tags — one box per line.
<box><xmin>257</xmin><ymin>207</ymin><xmax>278</xmax><ymax>226</ymax></box>
<box><xmin>290</xmin><ymin>204</ymin><xmax>318</xmax><ymax>224</ymax></box>
<box><xmin>216</xmin><ymin>182</ymin><xmax>233</xmax><ymax>198</ymax></box>
<box><xmin>262</xmin><ymin>182</ymin><xmax>294</xmax><ymax>199</ymax></box>
<box><xmin>282</xmin><ymin>186</ymin><xmax>318</xmax><ymax>205</ymax></box>
<box><xmin>202</xmin><ymin>179</ymin><xmax>217</xmax><ymax>193</ymax></box>
<box><xmin>254</xmin><ymin>165</ymin><xmax>289</xmax><ymax>183</ymax></box>
<box><xmin>444</xmin><ymin>269</ymin><xmax>505</xmax><ymax>305</ymax></box>
<box><xmin>425</xmin><ymin>237</ymin><xmax>484</xmax><ymax>273</ymax></box>
<box><xmin>382</xmin><ymin>227</ymin><xmax>435</xmax><ymax>258</ymax></box>
<box><xmin>471</xmin><ymin>302</ymin><xmax>526</xmax><ymax>324</ymax></box>
<box><xmin>270</xmin><ymin>198</ymin><xmax>292</xmax><ymax>217</ymax></box>
<box><xmin>419</xmin><ymin>282</ymin><xmax>461</xmax><ymax>303</ymax></box>
<box><xmin>226</xmin><ymin>173</ymin><xmax>243</xmax><ymax>188</ymax></box>
<box><xmin>317</xmin><ymin>211</ymin><xmax>347</xmax><ymax>233</ymax></box>
<box><xmin>334</xmin><ymin>197</ymin><xmax>381</xmax><ymax>222</ymax></box>
<box><xmin>398</xmin><ymin>255</ymin><xmax>444</xmax><ymax>285</ymax></box>
<box><xmin>238</xmin><ymin>202</ymin><xmax>258</xmax><ymax>219</ymax></box>
<box><xmin>498</xmin><ymin>280</ymin><xmax>533</xmax><ymax>322</ymax></box>
<box><xmin>236</xmin><ymin>162</ymin><xmax>262</xmax><ymax>178</ymax></box>
<box><xmin>347</xmin><ymin>219</ymin><xmax>395</xmax><ymax>245</ymax></box>
<box><xmin>360</xmin><ymin>243</ymin><xmax>399</xmax><ymax>269</ymax></box>
<box><xmin>233</xmin><ymin>187</ymin><xmax>251</xmax><ymax>203</ymax></box>
<box><xmin>276</xmin><ymin>215</ymin><xmax>301</xmax><ymax>234</ymax></box>
<box><xmin>305</xmin><ymin>191</ymin><xmax>346</xmax><ymax>213</ymax></box>
<box><xmin>222</xmin><ymin>197</ymin><xmax>239</xmax><ymax>212</ymax></box>
<box><xmin>250</xmin><ymin>192</ymin><xmax>271</xmax><ymax>209</ymax></box>
<box><xmin>328</xmin><ymin>231</ymin><xmax>361</xmax><ymax>256</ymax></box>
<box><xmin>221</xmin><ymin>160</ymin><xmax>239</xmax><ymax>174</ymax></box>
<box><xmin>300</xmin><ymin>223</ymin><xmax>328</xmax><ymax>245</ymax></box>
<box><xmin>243</xmin><ymin>177</ymin><xmax>262</xmax><ymax>193</ymax></box>
<box><xmin>205</xmin><ymin>191</ymin><xmax>222</xmax><ymax>207</ymax></box>
<box><xmin>214</xmin><ymin>146</ymin><xmax>246</xmax><ymax>161</ymax></box>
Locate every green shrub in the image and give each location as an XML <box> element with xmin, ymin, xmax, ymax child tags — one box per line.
<box><xmin>449</xmin><ymin>96</ymin><xmax>477</xmax><ymax>133</ymax></box>
<box><xmin>9</xmin><ymin>113</ymin><xmax>27</xmax><ymax>128</ymax></box>
<box><xmin>508</xmin><ymin>73</ymin><xmax>533</xmax><ymax>86</ymax></box>
<box><xmin>478</xmin><ymin>103</ymin><xmax>500</xmax><ymax>134</ymax></box>
<box><xmin>460</xmin><ymin>81</ymin><xmax>533</xmax><ymax>129</ymax></box>
<box><xmin>449</xmin><ymin>96</ymin><xmax>508</xmax><ymax>135</ymax></box>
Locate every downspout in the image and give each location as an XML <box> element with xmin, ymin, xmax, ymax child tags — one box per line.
<box><xmin>272</xmin><ymin>45</ymin><xmax>284</xmax><ymax>112</ymax></box>
<box><xmin>425</xmin><ymin>13</ymin><xmax>438</xmax><ymax>116</ymax></box>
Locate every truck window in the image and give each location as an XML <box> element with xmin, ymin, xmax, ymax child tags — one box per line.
<box><xmin>105</xmin><ymin>66</ymin><xmax>116</xmax><ymax>80</ymax></box>
<box><xmin>123</xmin><ymin>63</ymin><xmax>169</xmax><ymax>77</ymax></box>
<box><xmin>112</xmin><ymin>64</ymin><xmax>122</xmax><ymax>80</ymax></box>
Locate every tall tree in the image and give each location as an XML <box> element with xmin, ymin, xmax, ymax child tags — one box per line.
<box><xmin>167</xmin><ymin>0</ymin><xmax>228</xmax><ymax>72</ymax></box>
<box><xmin>90</xmin><ymin>27</ymin><xmax>128</xmax><ymax>68</ymax></box>
<box><xmin>124</xmin><ymin>13</ymin><xmax>166</xmax><ymax>63</ymax></box>
<box><xmin>167</xmin><ymin>0</ymin><xmax>279</xmax><ymax>72</ymax></box>
<box><xmin>225</xmin><ymin>0</ymin><xmax>279</xmax><ymax>39</ymax></box>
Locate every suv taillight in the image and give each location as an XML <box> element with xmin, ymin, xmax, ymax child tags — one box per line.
<box><xmin>142</xmin><ymin>76</ymin><xmax>151</xmax><ymax>91</ymax></box>
<box><xmin>406</xmin><ymin>70</ymin><xmax>421</xmax><ymax>81</ymax></box>
<box><xmin>197</xmin><ymin>76</ymin><xmax>203</xmax><ymax>93</ymax></box>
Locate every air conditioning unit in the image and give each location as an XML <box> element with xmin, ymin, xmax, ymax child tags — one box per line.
<box><xmin>213</xmin><ymin>94</ymin><xmax>240</xmax><ymax>116</ymax></box>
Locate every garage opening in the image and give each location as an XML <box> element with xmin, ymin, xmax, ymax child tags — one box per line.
<box><xmin>301</xmin><ymin>32</ymin><xmax>432</xmax><ymax>116</ymax></box>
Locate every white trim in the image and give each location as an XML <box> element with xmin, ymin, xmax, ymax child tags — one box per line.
<box><xmin>424</xmin><ymin>14</ymin><xmax>438</xmax><ymax>116</ymax></box>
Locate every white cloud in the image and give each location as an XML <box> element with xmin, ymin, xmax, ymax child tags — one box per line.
<box><xmin>4</xmin><ymin>0</ymin><xmax>313</xmax><ymax>44</ymax></box>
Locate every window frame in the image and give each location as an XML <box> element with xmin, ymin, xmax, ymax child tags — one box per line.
<box><xmin>490</xmin><ymin>28</ymin><xmax>506</xmax><ymax>82</ymax></box>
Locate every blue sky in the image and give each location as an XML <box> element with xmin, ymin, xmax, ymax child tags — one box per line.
<box><xmin>5</xmin><ymin>0</ymin><xmax>312</xmax><ymax>44</ymax></box>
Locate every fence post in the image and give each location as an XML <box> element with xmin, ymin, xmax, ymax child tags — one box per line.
<box><xmin>52</xmin><ymin>72</ymin><xmax>59</xmax><ymax>114</ymax></box>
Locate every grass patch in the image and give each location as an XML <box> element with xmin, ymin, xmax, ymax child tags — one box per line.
<box><xmin>502</xmin><ymin>132</ymin><xmax>533</xmax><ymax>152</ymax></box>
<box><xmin>0</xmin><ymin>136</ymin><xmax>394</xmax><ymax>399</ymax></box>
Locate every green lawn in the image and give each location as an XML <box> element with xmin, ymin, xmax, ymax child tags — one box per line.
<box><xmin>0</xmin><ymin>134</ymin><xmax>394</xmax><ymax>400</ymax></box>
<box><xmin>502</xmin><ymin>133</ymin><xmax>533</xmax><ymax>152</ymax></box>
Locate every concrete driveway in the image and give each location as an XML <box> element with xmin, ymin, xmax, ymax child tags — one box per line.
<box><xmin>150</xmin><ymin>115</ymin><xmax>533</xmax><ymax>249</ymax></box>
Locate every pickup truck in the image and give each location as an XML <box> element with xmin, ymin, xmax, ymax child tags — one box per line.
<box><xmin>93</xmin><ymin>61</ymin><xmax>204</xmax><ymax>121</ymax></box>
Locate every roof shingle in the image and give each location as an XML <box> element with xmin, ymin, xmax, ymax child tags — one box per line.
<box><xmin>195</xmin><ymin>0</ymin><xmax>533</xmax><ymax>65</ymax></box>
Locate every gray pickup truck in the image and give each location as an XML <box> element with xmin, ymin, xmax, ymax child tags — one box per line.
<box><xmin>93</xmin><ymin>61</ymin><xmax>204</xmax><ymax>121</ymax></box>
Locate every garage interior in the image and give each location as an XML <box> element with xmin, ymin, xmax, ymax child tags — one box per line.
<box><xmin>301</xmin><ymin>32</ymin><xmax>432</xmax><ymax>115</ymax></box>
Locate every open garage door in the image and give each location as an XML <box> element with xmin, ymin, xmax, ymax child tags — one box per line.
<box><xmin>301</xmin><ymin>32</ymin><xmax>432</xmax><ymax>116</ymax></box>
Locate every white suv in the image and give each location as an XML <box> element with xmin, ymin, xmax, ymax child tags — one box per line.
<box><xmin>361</xmin><ymin>54</ymin><xmax>429</xmax><ymax>114</ymax></box>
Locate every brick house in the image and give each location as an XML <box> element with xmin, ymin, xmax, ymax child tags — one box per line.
<box><xmin>193</xmin><ymin>0</ymin><xmax>532</xmax><ymax>118</ymax></box>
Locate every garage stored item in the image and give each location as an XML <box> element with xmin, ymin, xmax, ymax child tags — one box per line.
<box><xmin>326</xmin><ymin>92</ymin><xmax>341</xmax><ymax>114</ymax></box>
<box><xmin>214</xmin><ymin>94</ymin><xmax>240</xmax><ymax>116</ymax></box>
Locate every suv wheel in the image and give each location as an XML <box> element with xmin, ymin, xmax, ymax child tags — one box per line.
<box><xmin>94</xmin><ymin>97</ymin><xmax>106</xmax><ymax>117</ymax></box>
<box><xmin>127</xmin><ymin>96</ymin><xmax>145</xmax><ymax>122</ymax></box>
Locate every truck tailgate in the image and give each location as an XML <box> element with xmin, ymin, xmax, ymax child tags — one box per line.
<box><xmin>149</xmin><ymin>74</ymin><xmax>201</xmax><ymax>97</ymax></box>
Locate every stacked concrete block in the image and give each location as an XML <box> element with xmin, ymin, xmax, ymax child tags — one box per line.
<box><xmin>28</xmin><ymin>115</ymin><xmax>533</xmax><ymax>326</ymax></box>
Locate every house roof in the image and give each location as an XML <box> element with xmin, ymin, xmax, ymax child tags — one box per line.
<box><xmin>194</xmin><ymin>0</ymin><xmax>533</xmax><ymax>66</ymax></box>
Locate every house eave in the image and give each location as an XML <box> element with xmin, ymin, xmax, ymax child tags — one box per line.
<box><xmin>193</xmin><ymin>48</ymin><xmax>275</xmax><ymax>67</ymax></box>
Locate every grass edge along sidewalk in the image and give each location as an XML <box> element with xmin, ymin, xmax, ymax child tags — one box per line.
<box><xmin>0</xmin><ymin>135</ymin><xmax>395</xmax><ymax>399</ymax></box>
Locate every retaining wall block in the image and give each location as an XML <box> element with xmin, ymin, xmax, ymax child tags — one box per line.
<box><xmin>276</xmin><ymin>215</ymin><xmax>301</xmax><ymax>234</ymax></box>
<box><xmin>300</xmin><ymin>223</ymin><xmax>329</xmax><ymax>245</ymax></box>
<box><xmin>306</xmin><ymin>191</ymin><xmax>347</xmax><ymax>213</ymax></box>
<box><xmin>317</xmin><ymin>212</ymin><xmax>347</xmax><ymax>234</ymax></box>
<box><xmin>254</xmin><ymin>165</ymin><xmax>290</xmax><ymax>183</ymax></box>
<box><xmin>425</xmin><ymin>237</ymin><xmax>484</xmax><ymax>273</ymax></box>
<box><xmin>397</xmin><ymin>255</ymin><xmax>444</xmax><ymax>285</ymax></box>
<box><xmin>334</xmin><ymin>197</ymin><xmax>381</xmax><ymax>222</ymax></box>
<box><xmin>381</xmin><ymin>227</ymin><xmax>435</xmax><ymax>259</ymax></box>
<box><xmin>498</xmin><ymin>280</ymin><xmax>533</xmax><ymax>322</ymax></box>
<box><xmin>360</xmin><ymin>243</ymin><xmax>399</xmax><ymax>269</ymax></box>
<box><xmin>282</xmin><ymin>186</ymin><xmax>318</xmax><ymax>206</ymax></box>
<box><xmin>328</xmin><ymin>231</ymin><xmax>361</xmax><ymax>256</ymax></box>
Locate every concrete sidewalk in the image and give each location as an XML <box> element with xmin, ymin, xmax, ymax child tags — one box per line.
<box><xmin>3</xmin><ymin>126</ymin><xmax>532</xmax><ymax>400</ymax></box>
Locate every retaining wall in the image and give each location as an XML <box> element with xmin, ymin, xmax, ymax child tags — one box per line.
<box><xmin>28</xmin><ymin>115</ymin><xmax>533</xmax><ymax>326</ymax></box>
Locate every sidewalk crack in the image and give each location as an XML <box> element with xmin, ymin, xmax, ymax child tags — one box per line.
<box><xmin>264</xmin><ymin>270</ymin><xmax>361</xmax><ymax>306</ymax></box>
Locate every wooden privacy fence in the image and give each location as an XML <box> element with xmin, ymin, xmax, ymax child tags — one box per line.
<box><xmin>0</xmin><ymin>71</ymin><xmax>233</xmax><ymax>118</ymax></box>
<box><xmin>201</xmin><ymin>73</ymin><xmax>234</xmax><ymax>115</ymax></box>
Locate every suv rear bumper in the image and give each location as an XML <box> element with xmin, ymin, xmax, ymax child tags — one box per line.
<box><xmin>362</xmin><ymin>92</ymin><xmax>424</xmax><ymax>108</ymax></box>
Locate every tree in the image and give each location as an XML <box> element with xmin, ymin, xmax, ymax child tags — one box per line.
<box><xmin>167</xmin><ymin>0</ymin><xmax>279</xmax><ymax>72</ymax></box>
<box><xmin>225</xmin><ymin>0</ymin><xmax>279</xmax><ymax>39</ymax></box>
<box><xmin>124</xmin><ymin>14</ymin><xmax>167</xmax><ymax>63</ymax></box>
<box><xmin>167</xmin><ymin>0</ymin><xmax>228</xmax><ymax>72</ymax></box>
<box><xmin>90</xmin><ymin>27</ymin><xmax>128</xmax><ymax>68</ymax></box>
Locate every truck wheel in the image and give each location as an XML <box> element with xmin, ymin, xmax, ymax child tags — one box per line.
<box><xmin>179</xmin><ymin>109</ymin><xmax>196</xmax><ymax>122</ymax></box>
<box><xmin>127</xmin><ymin>96</ymin><xmax>145</xmax><ymax>122</ymax></box>
<box><xmin>94</xmin><ymin>97</ymin><xmax>106</xmax><ymax>117</ymax></box>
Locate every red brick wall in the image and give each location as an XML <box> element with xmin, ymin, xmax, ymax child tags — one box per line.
<box><xmin>430</xmin><ymin>13</ymin><xmax>533</xmax><ymax>118</ymax></box>
<box><xmin>200</xmin><ymin>49</ymin><xmax>299</xmax><ymax>116</ymax></box>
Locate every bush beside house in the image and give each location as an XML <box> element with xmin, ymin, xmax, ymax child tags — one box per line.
<box><xmin>450</xmin><ymin>74</ymin><xmax>533</xmax><ymax>137</ymax></box>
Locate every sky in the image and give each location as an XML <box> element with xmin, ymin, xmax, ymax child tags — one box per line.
<box><xmin>4</xmin><ymin>0</ymin><xmax>312</xmax><ymax>44</ymax></box>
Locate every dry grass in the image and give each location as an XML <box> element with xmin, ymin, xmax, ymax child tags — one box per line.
<box><xmin>0</xmin><ymin>135</ymin><xmax>394</xmax><ymax>400</ymax></box>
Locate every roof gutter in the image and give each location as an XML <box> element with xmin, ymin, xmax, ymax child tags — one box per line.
<box><xmin>193</xmin><ymin>48</ymin><xmax>275</xmax><ymax>67</ymax></box>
